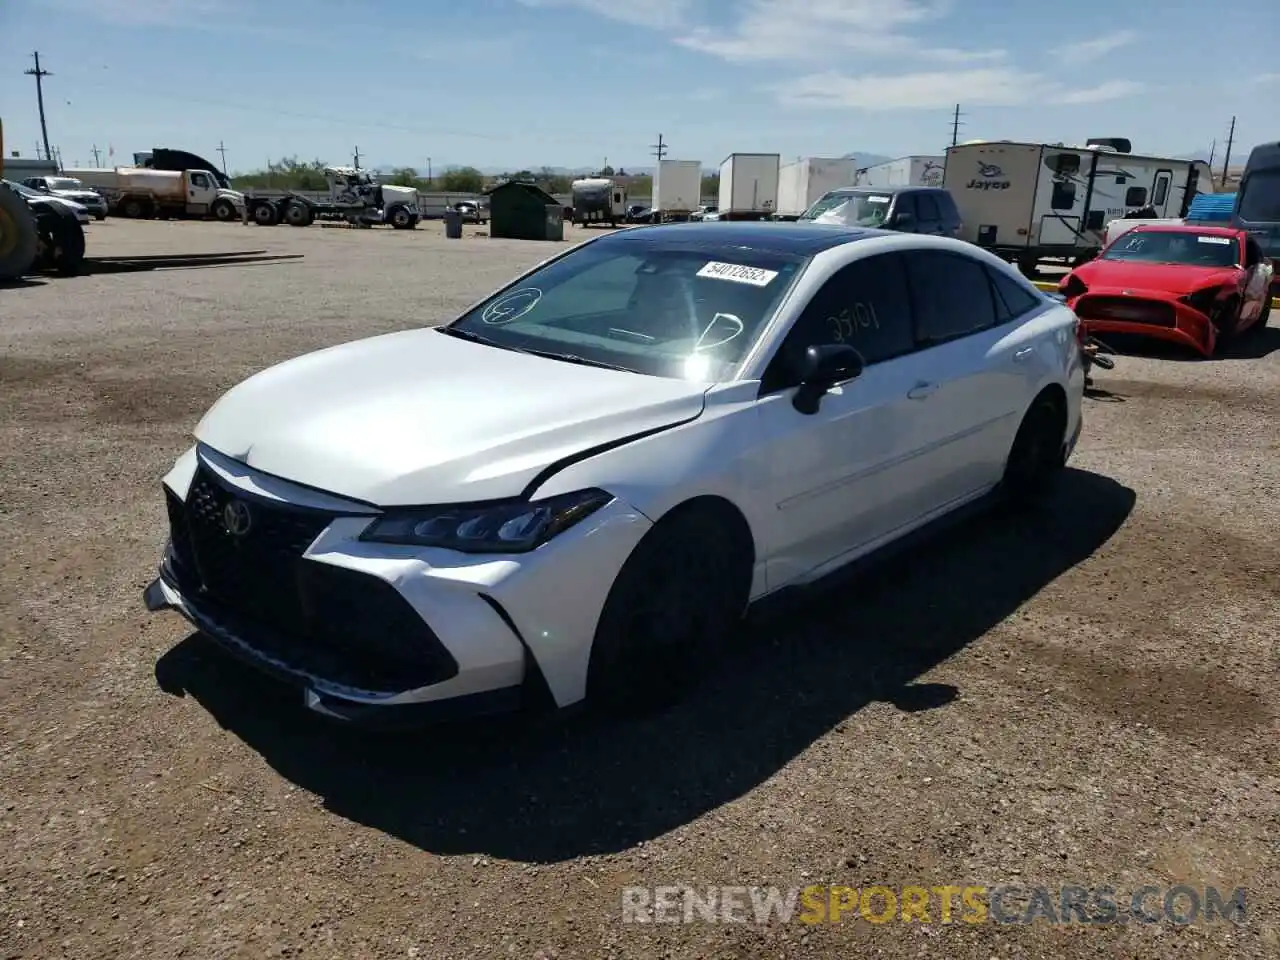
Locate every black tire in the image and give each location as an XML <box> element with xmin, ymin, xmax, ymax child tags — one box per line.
<box><xmin>388</xmin><ymin>205</ymin><xmax>413</xmax><ymax>229</ymax></box>
<box><xmin>93</xmin><ymin>212</ymin><xmax>106</xmax><ymax>222</ymax></box>
<box><xmin>35</xmin><ymin>211</ymin><xmax>86</xmax><ymax>277</ymax></box>
<box><xmin>586</xmin><ymin>503</ymin><xmax>752</xmax><ymax>715</ymax></box>
<box><xmin>211</xmin><ymin>198</ymin><xmax>237</xmax><ymax>222</ymax></box>
<box><xmin>0</xmin><ymin>185</ymin><xmax>39</xmax><ymax>280</ymax></box>
<box><xmin>1000</xmin><ymin>392</ymin><xmax>1067</xmax><ymax>503</ymax></box>
<box><xmin>120</xmin><ymin>198</ymin><xmax>146</xmax><ymax>219</ymax></box>
<box><xmin>284</xmin><ymin>201</ymin><xmax>312</xmax><ymax>227</ymax></box>
<box><xmin>252</xmin><ymin>202</ymin><xmax>280</xmax><ymax>226</ymax></box>
<box><xmin>1017</xmin><ymin>254</ymin><xmax>1039</xmax><ymax>279</ymax></box>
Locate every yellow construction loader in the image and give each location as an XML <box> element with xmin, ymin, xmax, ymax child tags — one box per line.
<box><xmin>0</xmin><ymin>118</ymin><xmax>40</xmax><ymax>280</ymax></box>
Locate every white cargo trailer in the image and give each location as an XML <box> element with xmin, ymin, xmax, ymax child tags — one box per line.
<box><xmin>653</xmin><ymin>159</ymin><xmax>703</xmax><ymax>222</ymax></box>
<box><xmin>855</xmin><ymin>155</ymin><xmax>945</xmax><ymax>188</ymax></box>
<box><xmin>718</xmin><ymin>153</ymin><xmax>780</xmax><ymax>221</ymax></box>
<box><xmin>942</xmin><ymin>138</ymin><xmax>1213</xmax><ymax>275</ymax></box>
<box><xmin>775</xmin><ymin>157</ymin><xmax>858</xmax><ymax>219</ymax></box>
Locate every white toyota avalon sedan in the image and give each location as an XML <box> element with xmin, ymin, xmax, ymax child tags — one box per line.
<box><xmin>144</xmin><ymin>222</ymin><xmax>1086</xmax><ymax>725</ymax></box>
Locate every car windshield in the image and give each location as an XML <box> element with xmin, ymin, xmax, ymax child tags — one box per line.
<box><xmin>1101</xmin><ymin>230</ymin><xmax>1239</xmax><ymax>267</ymax></box>
<box><xmin>444</xmin><ymin>239</ymin><xmax>806</xmax><ymax>380</ymax></box>
<box><xmin>800</xmin><ymin>191</ymin><xmax>893</xmax><ymax>227</ymax></box>
<box><xmin>48</xmin><ymin>178</ymin><xmax>84</xmax><ymax>190</ymax></box>
<box><xmin>1236</xmin><ymin>168</ymin><xmax>1280</xmax><ymax>222</ymax></box>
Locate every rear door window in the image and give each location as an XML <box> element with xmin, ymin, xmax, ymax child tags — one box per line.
<box><xmin>916</xmin><ymin>193</ymin><xmax>942</xmax><ymax>227</ymax></box>
<box><xmin>904</xmin><ymin>251</ymin><xmax>1000</xmax><ymax>344</ymax></box>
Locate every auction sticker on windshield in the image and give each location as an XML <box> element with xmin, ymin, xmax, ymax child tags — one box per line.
<box><xmin>696</xmin><ymin>261</ymin><xmax>779</xmax><ymax>287</ymax></box>
<box><xmin>1197</xmin><ymin>236</ymin><xmax>1232</xmax><ymax>245</ymax></box>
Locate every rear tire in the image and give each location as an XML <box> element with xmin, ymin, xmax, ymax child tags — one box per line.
<box><xmin>284</xmin><ymin>201</ymin><xmax>312</xmax><ymax>227</ymax></box>
<box><xmin>120</xmin><ymin>198</ymin><xmax>146</xmax><ymax>219</ymax></box>
<box><xmin>586</xmin><ymin>504</ymin><xmax>752</xmax><ymax>716</ymax></box>
<box><xmin>252</xmin><ymin>202</ymin><xmax>280</xmax><ymax>227</ymax></box>
<box><xmin>1000</xmin><ymin>392</ymin><xmax>1067</xmax><ymax>503</ymax></box>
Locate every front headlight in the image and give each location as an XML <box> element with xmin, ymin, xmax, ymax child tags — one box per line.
<box><xmin>359</xmin><ymin>488</ymin><xmax>614</xmax><ymax>553</ymax></box>
<box><xmin>1180</xmin><ymin>287</ymin><xmax>1222</xmax><ymax>316</ymax></box>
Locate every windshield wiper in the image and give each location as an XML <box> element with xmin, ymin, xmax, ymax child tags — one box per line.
<box><xmin>435</xmin><ymin>326</ymin><xmax>513</xmax><ymax>350</ymax></box>
<box><xmin>517</xmin><ymin>347</ymin><xmax>634</xmax><ymax>372</ymax></box>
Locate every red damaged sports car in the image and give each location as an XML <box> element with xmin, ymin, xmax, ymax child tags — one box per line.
<box><xmin>1060</xmin><ymin>224</ymin><xmax>1274</xmax><ymax>357</ymax></box>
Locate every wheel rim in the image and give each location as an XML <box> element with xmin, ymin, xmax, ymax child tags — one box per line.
<box><xmin>255</xmin><ymin>206</ymin><xmax>274</xmax><ymax>224</ymax></box>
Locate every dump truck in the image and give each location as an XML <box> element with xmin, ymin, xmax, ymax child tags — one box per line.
<box><xmin>64</xmin><ymin>166</ymin><xmax>245</xmax><ymax>221</ymax></box>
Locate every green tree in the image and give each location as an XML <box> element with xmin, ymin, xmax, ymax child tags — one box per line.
<box><xmin>439</xmin><ymin>166</ymin><xmax>485</xmax><ymax>193</ymax></box>
<box><xmin>388</xmin><ymin>166</ymin><xmax>423</xmax><ymax>188</ymax></box>
<box><xmin>599</xmin><ymin>164</ymin><xmax>615</xmax><ymax>176</ymax></box>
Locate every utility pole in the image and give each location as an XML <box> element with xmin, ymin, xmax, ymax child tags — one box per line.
<box><xmin>949</xmin><ymin>104</ymin><xmax>965</xmax><ymax>148</ymax></box>
<box><xmin>427</xmin><ymin>157</ymin><xmax>432</xmax><ymax>185</ymax></box>
<box><xmin>216</xmin><ymin>140</ymin><xmax>228</xmax><ymax>177</ymax></box>
<box><xmin>650</xmin><ymin>133</ymin><xmax>668</xmax><ymax>162</ymax></box>
<box><xmin>1208</xmin><ymin>139</ymin><xmax>1216</xmax><ymax>170</ymax></box>
<box><xmin>353</xmin><ymin>145</ymin><xmax>361</xmax><ymax>169</ymax></box>
<box><xmin>24</xmin><ymin>52</ymin><xmax>54</xmax><ymax>167</ymax></box>
<box><xmin>1220</xmin><ymin>116</ymin><xmax>1235</xmax><ymax>186</ymax></box>
<box><xmin>91</xmin><ymin>144</ymin><xmax>102</xmax><ymax>166</ymax></box>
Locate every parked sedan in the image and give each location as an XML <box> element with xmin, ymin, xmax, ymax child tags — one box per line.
<box><xmin>21</xmin><ymin>175</ymin><xmax>108</xmax><ymax>220</ymax></box>
<box><xmin>1061</xmin><ymin>224</ymin><xmax>1273</xmax><ymax>356</ymax></box>
<box><xmin>143</xmin><ymin>223</ymin><xmax>1084</xmax><ymax>725</ymax></box>
<box><xmin>4</xmin><ymin>180</ymin><xmax>90</xmax><ymax>224</ymax></box>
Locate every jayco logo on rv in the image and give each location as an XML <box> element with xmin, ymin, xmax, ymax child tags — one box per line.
<box><xmin>966</xmin><ymin>161</ymin><xmax>1011</xmax><ymax>191</ymax></box>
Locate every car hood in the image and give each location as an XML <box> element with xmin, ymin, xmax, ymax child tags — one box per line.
<box><xmin>54</xmin><ymin>190</ymin><xmax>101</xmax><ymax>202</ymax></box>
<box><xmin>193</xmin><ymin>328</ymin><xmax>709</xmax><ymax>506</ymax></box>
<box><xmin>1077</xmin><ymin>260</ymin><xmax>1240</xmax><ymax>295</ymax></box>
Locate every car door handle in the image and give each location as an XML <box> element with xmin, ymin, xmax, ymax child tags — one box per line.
<box><xmin>907</xmin><ymin>382</ymin><xmax>938</xmax><ymax>400</ymax></box>
<box><xmin>1013</xmin><ymin>347</ymin><xmax>1034</xmax><ymax>362</ymax></box>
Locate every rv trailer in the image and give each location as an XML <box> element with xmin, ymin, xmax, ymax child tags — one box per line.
<box><xmin>943</xmin><ymin>138</ymin><xmax>1212</xmax><ymax>275</ymax></box>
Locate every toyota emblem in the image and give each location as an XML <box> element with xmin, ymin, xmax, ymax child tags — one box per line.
<box><xmin>223</xmin><ymin>499</ymin><xmax>253</xmax><ymax>537</ymax></box>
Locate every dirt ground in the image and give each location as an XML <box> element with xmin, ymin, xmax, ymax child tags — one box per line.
<box><xmin>1</xmin><ymin>218</ymin><xmax>1277</xmax><ymax>959</ymax></box>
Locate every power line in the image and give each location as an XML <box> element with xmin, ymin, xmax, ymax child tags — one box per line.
<box><xmin>949</xmin><ymin>104</ymin><xmax>965</xmax><ymax>149</ymax></box>
<box><xmin>1220</xmin><ymin>116</ymin><xmax>1236</xmax><ymax>186</ymax></box>
<box><xmin>24</xmin><ymin>51</ymin><xmax>54</xmax><ymax>166</ymax></box>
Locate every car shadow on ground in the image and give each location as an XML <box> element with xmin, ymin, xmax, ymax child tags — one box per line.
<box><xmin>82</xmin><ymin>252</ymin><xmax>304</xmax><ymax>275</ymax></box>
<box><xmin>1095</xmin><ymin>324</ymin><xmax>1279</xmax><ymax>362</ymax></box>
<box><xmin>154</xmin><ymin>467</ymin><xmax>1135</xmax><ymax>863</ymax></box>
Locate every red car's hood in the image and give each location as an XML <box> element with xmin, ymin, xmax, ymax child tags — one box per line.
<box><xmin>1076</xmin><ymin>260</ymin><xmax>1240</xmax><ymax>296</ymax></box>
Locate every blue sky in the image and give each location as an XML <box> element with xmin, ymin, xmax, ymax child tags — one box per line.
<box><xmin>1</xmin><ymin>0</ymin><xmax>1275</xmax><ymax>174</ymax></box>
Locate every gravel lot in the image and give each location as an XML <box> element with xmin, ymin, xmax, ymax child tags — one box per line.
<box><xmin>2</xmin><ymin>219</ymin><xmax>1278</xmax><ymax>959</ymax></box>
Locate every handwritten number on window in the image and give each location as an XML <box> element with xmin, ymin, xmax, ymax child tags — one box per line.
<box><xmin>826</xmin><ymin>302</ymin><xmax>879</xmax><ymax>342</ymax></box>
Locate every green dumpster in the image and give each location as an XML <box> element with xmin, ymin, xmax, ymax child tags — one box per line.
<box><xmin>485</xmin><ymin>181</ymin><xmax>564</xmax><ymax>240</ymax></box>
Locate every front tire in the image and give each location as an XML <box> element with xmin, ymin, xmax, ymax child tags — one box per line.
<box><xmin>211</xmin><ymin>198</ymin><xmax>237</xmax><ymax>222</ymax></box>
<box><xmin>388</xmin><ymin>205</ymin><xmax>413</xmax><ymax>229</ymax></box>
<box><xmin>586</xmin><ymin>503</ymin><xmax>752</xmax><ymax>715</ymax></box>
<box><xmin>1000</xmin><ymin>392</ymin><xmax>1067</xmax><ymax>503</ymax></box>
<box><xmin>35</xmin><ymin>211</ymin><xmax>86</xmax><ymax>276</ymax></box>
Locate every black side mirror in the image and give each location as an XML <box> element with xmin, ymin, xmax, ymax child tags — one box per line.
<box><xmin>891</xmin><ymin>210</ymin><xmax>914</xmax><ymax>229</ymax></box>
<box><xmin>793</xmin><ymin>343</ymin><xmax>865</xmax><ymax>414</ymax></box>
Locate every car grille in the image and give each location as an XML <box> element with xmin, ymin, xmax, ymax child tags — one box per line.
<box><xmin>1075</xmin><ymin>295</ymin><xmax>1176</xmax><ymax>327</ymax></box>
<box><xmin>164</xmin><ymin>465</ymin><xmax>458</xmax><ymax>691</ymax></box>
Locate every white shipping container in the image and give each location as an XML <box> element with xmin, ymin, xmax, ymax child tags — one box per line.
<box><xmin>854</xmin><ymin>156</ymin><xmax>945</xmax><ymax>188</ymax></box>
<box><xmin>719</xmin><ymin>153</ymin><xmax>780</xmax><ymax>215</ymax></box>
<box><xmin>653</xmin><ymin>159</ymin><xmax>703</xmax><ymax>213</ymax></box>
<box><xmin>776</xmin><ymin>157</ymin><xmax>858</xmax><ymax>217</ymax></box>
